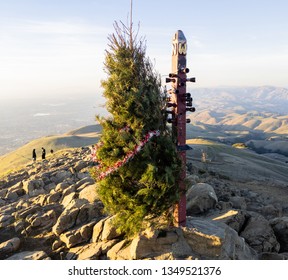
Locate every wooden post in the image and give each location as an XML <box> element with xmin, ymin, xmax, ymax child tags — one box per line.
<box><xmin>166</xmin><ymin>30</ymin><xmax>195</xmax><ymax>227</ymax></box>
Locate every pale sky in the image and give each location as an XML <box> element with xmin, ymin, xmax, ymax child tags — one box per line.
<box><xmin>1</xmin><ymin>0</ymin><xmax>288</xmax><ymax>100</ymax></box>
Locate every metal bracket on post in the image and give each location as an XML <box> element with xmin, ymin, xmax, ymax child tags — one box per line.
<box><xmin>166</xmin><ymin>30</ymin><xmax>196</xmax><ymax>227</ymax></box>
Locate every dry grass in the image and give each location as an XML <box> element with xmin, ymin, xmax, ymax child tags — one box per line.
<box><xmin>0</xmin><ymin>125</ymin><xmax>101</xmax><ymax>177</ymax></box>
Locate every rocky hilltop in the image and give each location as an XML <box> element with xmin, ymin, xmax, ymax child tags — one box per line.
<box><xmin>1</xmin><ymin>143</ymin><xmax>288</xmax><ymax>260</ymax></box>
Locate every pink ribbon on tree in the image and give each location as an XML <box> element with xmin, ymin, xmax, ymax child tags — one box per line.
<box><xmin>94</xmin><ymin>130</ymin><xmax>160</xmax><ymax>181</ymax></box>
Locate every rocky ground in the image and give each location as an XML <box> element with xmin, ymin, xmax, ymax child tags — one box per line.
<box><xmin>1</xmin><ymin>147</ymin><xmax>288</xmax><ymax>260</ymax></box>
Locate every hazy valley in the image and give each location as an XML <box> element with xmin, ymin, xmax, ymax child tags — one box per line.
<box><xmin>0</xmin><ymin>94</ymin><xmax>106</xmax><ymax>156</ymax></box>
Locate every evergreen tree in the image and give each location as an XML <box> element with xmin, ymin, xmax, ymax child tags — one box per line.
<box><xmin>91</xmin><ymin>21</ymin><xmax>182</xmax><ymax>237</ymax></box>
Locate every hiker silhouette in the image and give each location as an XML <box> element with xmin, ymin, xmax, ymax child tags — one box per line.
<box><xmin>32</xmin><ymin>149</ymin><xmax>36</xmax><ymax>161</ymax></box>
<box><xmin>42</xmin><ymin>147</ymin><xmax>46</xmax><ymax>160</ymax></box>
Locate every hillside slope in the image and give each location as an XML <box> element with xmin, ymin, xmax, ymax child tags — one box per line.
<box><xmin>0</xmin><ymin>125</ymin><xmax>101</xmax><ymax>176</ymax></box>
<box><xmin>186</xmin><ymin>139</ymin><xmax>288</xmax><ymax>186</ymax></box>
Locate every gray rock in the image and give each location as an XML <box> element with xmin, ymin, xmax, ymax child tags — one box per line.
<box><xmin>259</xmin><ymin>252</ymin><xmax>288</xmax><ymax>260</ymax></box>
<box><xmin>128</xmin><ymin>228</ymin><xmax>193</xmax><ymax>260</ymax></box>
<box><xmin>15</xmin><ymin>204</ymin><xmax>41</xmax><ymax>220</ymax></box>
<box><xmin>71</xmin><ymin>242</ymin><xmax>102</xmax><ymax>260</ymax></box>
<box><xmin>59</xmin><ymin>221</ymin><xmax>96</xmax><ymax>248</ymax></box>
<box><xmin>101</xmin><ymin>216</ymin><xmax>123</xmax><ymax>241</ymax></box>
<box><xmin>52</xmin><ymin>207</ymin><xmax>79</xmax><ymax>236</ymax></box>
<box><xmin>52</xmin><ymin>170</ymin><xmax>72</xmax><ymax>184</ymax></box>
<box><xmin>79</xmin><ymin>184</ymin><xmax>99</xmax><ymax>203</ymax></box>
<box><xmin>29</xmin><ymin>209</ymin><xmax>58</xmax><ymax>231</ymax></box>
<box><xmin>74</xmin><ymin>177</ymin><xmax>95</xmax><ymax>189</ymax></box>
<box><xmin>14</xmin><ymin>219</ymin><xmax>26</xmax><ymax>233</ymax></box>
<box><xmin>210</xmin><ymin>210</ymin><xmax>249</xmax><ymax>233</ymax></box>
<box><xmin>0</xmin><ymin>214</ymin><xmax>14</xmax><ymax>228</ymax></box>
<box><xmin>184</xmin><ymin>217</ymin><xmax>258</xmax><ymax>260</ymax></box>
<box><xmin>5</xmin><ymin>250</ymin><xmax>50</xmax><ymax>260</ymax></box>
<box><xmin>0</xmin><ymin>198</ymin><xmax>6</xmax><ymax>207</ymax></box>
<box><xmin>0</xmin><ymin>198</ymin><xmax>6</xmax><ymax>206</ymax></box>
<box><xmin>0</xmin><ymin>237</ymin><xmax>21</xmax><ymax>258</ymax></box>
<box><xmin>52</xmin><ymin>239</ymin><xmax>65</xmax><ymax>251</ymax></box>
<box><xmin>77</xmin><ymin>172</ymin><xmax>90</xmax><ymax>180</ymax></box>
<box><xmin>75</xmin><ymin>239</ymin><xmax>119</xmax><ymax>260</ymax></box>
<box><xmin>107</xmin><ymin>240</ymin><xmax>129</xmax><ymax>260</ymax></box>
<box><xmin>55</xmin><ymin>181</ymin><xmax>70</xmax><ymax>192</ymax></box>
<box><xmin>260</xmin><ymin>204</ymin><xmax>282</xmax><ymax>220</ymax></box>
<box><xmin>92</xmin><ymin>217</ymin><xmax>108</xmax><ymax>243</ymax></box>
<box><xmin>43</xmin><ymin>182</ymin><xmax>56</xmax><ymax>192</ymax></box>
<box><xmin>270</xmin><ymin>217</ymin><xmax>288</xmax><ymax>252</ymax></box>
<box><xmin>229</xmin><ymin>196</ymin><xmax>247</xmax><ymax>210</ymax></box>
<box><xmin>240</xmin><ymin>212</ymin><xmax>280</xmax><ymax>253</ymax></box>
<box><xmin>186</xmin><ymin>183</ymin><xmax>218</xmax><ymax>215</ymax></box>
<box><xmin>23</xmin><ymin>179</ymin><xmax>45</xmax><ymax>197</ymax></box>
<box><xmin>0</xmin><ymin>205</ymin><xmax>16</xmax><ymax>217</ymax></box>
<box><xmin>76</xmin><ymin>202</ymin><xmax>103</xmax><ymax>226</ymax></box>
<box><xmin>61</xmin><ymin>192</ymin><xmax>77</xmax><ymax>208</ymax></box>
<box><xmin>61</xmin><ymin>185</ymin><xmax>77</xmax><ymax>198</ymax></box>
<box><xmin>46</xmin><ymin>191</ymin><xmax>62</xmax><ymax>204</ymax></box>
<box><xmin>74</xmin><ymin>161</ymin><xmax>88</xmax><ymax>172</ymax></box>
<box><xmin>0</xmin><ymin>189</ymin><xmax>8</xmax><ymax>199</ymax></box>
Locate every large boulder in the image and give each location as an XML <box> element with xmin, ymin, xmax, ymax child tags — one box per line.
<box><xmin>15</xmin><ymin>204</ymin><xmax>41</xmax><ymax>220</ymax></box>
<box><xmin>78</xmin><ymin>184</ymin><xmax>99</xmax><ymax>203</ymax></box>
<box><xmin>229</xmin><ymin>196</ymin><xmax>247</xmax><ymax>210</ymax></box>
<box><xmin>210</xmin><ymin>209</ymin><xmax>249</xmax><ymax>233</ymax></box>
<box><xmin>186</xmin><ymin>183</ymin><xmax>218</xmax><ymax>215</ymax></box>
<box><xmin>92</xmin><ymin>217</ymin><xmax>108</xmax><ymax>243</ymax></box>
<box><xmin>59</xmin><ymin>221</ymin><xmax>96</xmax><ymax>248</ymax></box>
<box><xmin>0</xmin><ymin>237</ymin><xmax>21</xmax><ymax>258</ymax></box>
<box><xmin>74</xmin><ymin>160</ymin><xmax>89</xmax><ymax>172</ymax></box>
<box><xmin>0</xmin><ymin>198</ymin><xmax>5</xmax><ymax>207</ymax></box>
<box><xmin>126</xmin><ymin>228</ymin><xmax>193</xmax><ymax>260</ymax></box>
<box><xmin>28</xmin><ymin>209</ymin><xmax>58</xmax><ymax>231</ymax></box>
<box><xmin>23</xmin><ymin>179</ymin><xmax>45</xmax><ymax>197</ymax></box>
<box><xmin>51</xmin><ymin>170</ymin><xmax>72</xmax><ymax>184</ymax></box>
<box><xmin>106</xmin><ymin>217</ymin><xmax>257</xmax><ymax>260</ymax></box>
<box><xmin>66</xmin><ymin>238</ymin><xmax>119</xmax><ymax>260</ymax></box>
<box><xmin>101</xmin><ymin>216</ymin><xmax>123</xmax><ymax>241</ymax></box>
<box><xmin>260</xmin><ymin>204</ymin><xmax>282</xmax><ymax>220</ymax></box>
<box><xmin>75</xmin><ymin>202</ymin><xmax>103</xmax><ymax>226</ymax></box>
<box><xmin>5</xmin><ymin>181</ymin><xmax>25</xmax><ymax>201</ymax></box>
<box><xmin>183</xmin><ymin>217</ymin><xmax>257</xmax><ymax>260</ymax></box>
<box><xmin>0</xmin><ymin>214</ymin><xmax>15</xmax><ymax>228</ymax></box>
<box><xmin>91</xmin><ymin>216</ymin><xmax>124</xmax><ymax>245</ymax></box>
<box><xmin>240</xmin><ymin>212</ymin><xmax>280</xmax><ymax>253</ymax></box>
<box><xmin>52</xmin><ymin>207</ymin><xmax>79</xmax><ymax>236</ymax></box>
<box><xmin>270</xmin><ymin>217</ymin><xmax>288</xmax><ymax>252</ymax></box>
<box><xmin>106</xmin><ymin>240</ymin><xmax>130</xmax><ymax>260</ymax></box>
<box><xmin>52</xmin><ymin>199</ymin><xmax>99</xmax><ymax>236</ymax></box>
<box><xmin>5</xmin><ymin>250</ymin><xmax>50</xmax><ymax>260</ymax></box>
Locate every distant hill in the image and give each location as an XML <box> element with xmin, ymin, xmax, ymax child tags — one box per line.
<box><xmin>0</xmin><ymin>125</ymin><xmax>101</xmax><ymax>176</ymax></box>
<box><xmin>185</xmin><ymin>86</ymin><xmax>288</xmax><ymax>157</ymax></box>
<box><xmin>65</xmin><ymin>124</ymin><xmax>102</xmax><ymax>136</ymax></box>
<box><xmin>189</xmin><ymin>110</ymin><xmax>288</xmax><ymax>135</ymax></box>
<box><xmin>190</xmin><ymin>86</ymin><xmax>288</xmax><ymax>114</ymax></box>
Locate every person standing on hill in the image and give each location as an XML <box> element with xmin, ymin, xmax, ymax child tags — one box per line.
<box><xmin>41</xmin><ymin>147</ymin><xmax>46</xmax><ymax>160</ymax></box>
<box><xmin>32</xmin><ymin>149</ymin><xmax>37</xmax><ymax>162</ymax></box>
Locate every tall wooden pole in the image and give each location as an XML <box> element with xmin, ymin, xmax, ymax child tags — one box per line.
<box><xmin>166</xmin><ymin>30</ymin><xmax>195</xmax><ymax>227</ymax></box>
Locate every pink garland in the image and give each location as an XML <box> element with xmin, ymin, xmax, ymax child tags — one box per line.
<box><xmin>94</xmin><ymin>130</ymin><xmax>160</xmax><ymax>181</ymax></box>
